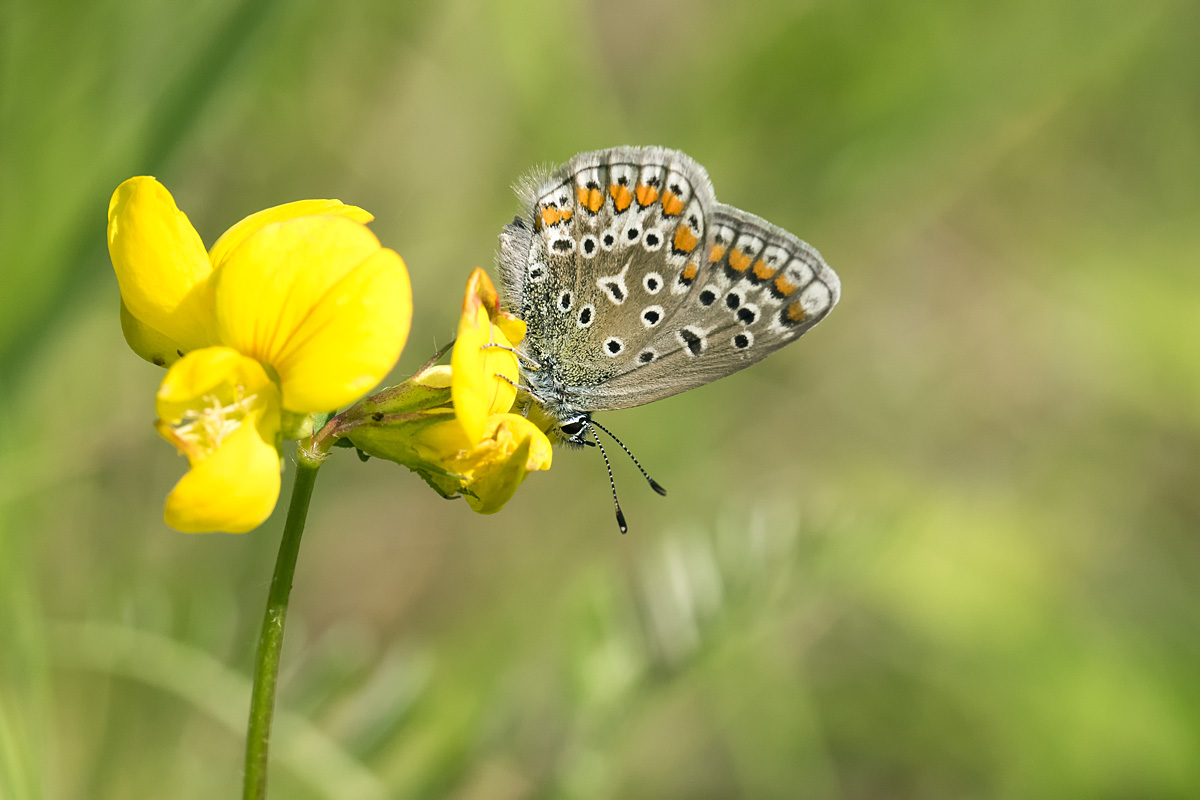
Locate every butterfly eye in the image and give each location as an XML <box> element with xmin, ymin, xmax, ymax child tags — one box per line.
<box><xmin>560</xmin><ymin>419</ymin><xmax>585</xmax><ymax>436</ymax></box>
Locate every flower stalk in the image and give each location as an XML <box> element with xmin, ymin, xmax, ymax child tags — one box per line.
<box><xmin>242</xmin><ymin>453</ymin><xmax>321</xmax><ymax>800</ymax></box>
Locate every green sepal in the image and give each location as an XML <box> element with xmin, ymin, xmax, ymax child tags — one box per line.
<box><xmin>346</xmin><ymin>410</ymin><xmax>471</xmax><ymax>499</ymax></box>
<box><xmin>353</xmin><ymin>380</ymin><xmax>450</xmax><ymax>417</ymax></box>
<box><xmin>345</xmin><ymin>410</ymin><xmax>454</xmax><ymax>470</ymax></box>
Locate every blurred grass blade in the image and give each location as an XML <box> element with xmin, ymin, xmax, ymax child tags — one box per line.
<box><xmin>49</xmin><ymin>621</ymin><xmax>388</xmax><ymax>800</ymax></box>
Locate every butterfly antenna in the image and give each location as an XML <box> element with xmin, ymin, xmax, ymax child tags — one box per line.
<box><xmin>589</xmin><ymin>419</ymin><xmax>668</xmax><ymax>496</ymax></box>
<box><xmin>589</xmin><ymin>425</ymin><xmax>627</xmax><ymax>533</ymax></box>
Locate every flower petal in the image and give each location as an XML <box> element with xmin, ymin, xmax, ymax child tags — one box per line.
<box><xmin>411</xmin><ymin>412</ymin><xmax>552</xmax><ymax>514</ymax></box>
<box><xmin>208</xmin><ymin>200</ymin><xmax>373</xmax><ymax>269</ymax></box>
<box><xmin>460</xmin><ymin>414</ymin><xmax>553</xmax><ymax>514</ymax></box>
<box><xmin>154</xmin><ymin>347</ymin><xmax>282</xmax><ymax>534</ymax></box>
<box><xmin>107</xmin><ymin>176</ymin><xmax>214</xmax><ymax>351</ymax></box>
<box><xmin>414</xmin><ymin>365</ymin><xmax>452</xmax><ymax>388</ymax></box>
<box><xmin>212</xmin><ymin>216</ymin><xmax>412</xmax><ymax>412</ymax></box>
<box><xmin>155</xmin><ymin>346</ymin><xmax>277</xmax><ymax>424</ymax></box>
<box><xmin>163</xmin><ymin>415</ymin><xmax>281</xmax><ymax>533</ymax></box>
<box><xmin>451</xmin><ymin>270</ymin><xmax>520</xmax><ymax>444</ymax></box>
<box><xmin>119</xmin><ymin>298</ymin><xmax>186</xmax><ymax>367</ymax></box>
<box><xmin>493</xmin><ymin>312</ymin><xmax>527</xmax><ymax>346</ymax></box>
<box><xmin>272</xmin><ymin>248</ymin><xmax>411</xmax><ymax>411</ymax></box>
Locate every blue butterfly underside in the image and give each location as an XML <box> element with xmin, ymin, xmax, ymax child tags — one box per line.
<box><xmin>497</xmin><ymin>146</ymin><xmax>840</xmax><ymax>429</ymax></box>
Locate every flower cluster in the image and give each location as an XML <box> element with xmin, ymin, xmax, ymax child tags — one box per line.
<box><xmin>110</xmin><ymin>180</ymin><xmax>550</xmax><ymax>532</ymax></box>
<box><xmin>109</xmin><ymin>177</ymin><xmax>411</xmax><ymax>532</ymax></box>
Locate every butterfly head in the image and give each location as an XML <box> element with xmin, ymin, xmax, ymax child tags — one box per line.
<box><xmin>555</xmin><ymin>413</ymin><xmax>592</xmax><ymax>447</ymax></box>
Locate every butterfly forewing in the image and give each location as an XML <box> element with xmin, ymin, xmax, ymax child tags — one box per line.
<box><xmin>498</xmin><ymin>146</ymin><xmax>839</xmax><ymax>415</ymax></box>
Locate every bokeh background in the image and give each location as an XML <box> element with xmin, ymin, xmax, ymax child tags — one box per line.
<box><xmin>3</xmin><ymin>0</ymin><xmax>1199</xmax><ymax>797</ymax></box>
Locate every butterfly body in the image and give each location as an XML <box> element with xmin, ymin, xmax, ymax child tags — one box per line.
<box><xmin>498</xmin><ymin>146</ymin><xmax>839</xmax><ymax>444</ymax></box>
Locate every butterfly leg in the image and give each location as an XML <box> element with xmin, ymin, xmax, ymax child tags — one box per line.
<box><xmin>481</xmin><ymin>343</ymin><xmax>541</xmax><ymax>369</ymax></box>
<box><xmin>495</xmin><ymin>373</ymin><xmax>547</xmax><ymax>404</ymax></box>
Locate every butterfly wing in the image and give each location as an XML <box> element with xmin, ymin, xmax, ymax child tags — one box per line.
<box><xmin>499</xmin><ymin>147</ymin><xmax>717</xmax><ymax>385</ymax></box>
<box><xmin>574</xmin><ymin>204</ymin><xmax>840</xmax><ymax>409</ymax></box>
<box><xmin>497</xmin><ymin>147</ymin><xmax>839</xmax><ymax>413</ymax></box>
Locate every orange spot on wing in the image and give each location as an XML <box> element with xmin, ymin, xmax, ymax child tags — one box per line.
<box><xmin>773</xmin><ymin>274</ymin><xmax>798</xmax><ymax>296</ymax></box>
<box><xmin>752</xmin><ymin>259</ymin><xmax>777</xmax><ymax>281</ymax></box>
<box><xmin>786</xmin><ymin>301</ymin><xmax>806</xmax><ymax>323</ymax></box>
<box><xmin>635</xmin><ymin>183</ymin><xmax>659</xmax><ymax>207</ymax></box>
<box><xmin>661</xmin><ymin>190</ymin><xmax>685</xmax><ymax>216</ymax></box>
<box><xmin>610</xmin><ymin>184</ymin><xmax>633</xmax><ymax>212</ymax></box>
<box><xmin>586</xmin><ymin>188</ymin><xmax>604</xmax><ymax>212</ymax></box>
<box><xmin>672</xmin><ymin>225</ymin><xmax>699</xmax><ymax>253</ymax></box>
<box><xmin>559</xmin><ymin>208</ymin><xmax>573</xmax><ymax>222</ymax></box>
<box><xmin>540</xmin><ymin>207</ymin><xmax>561</xmax><ymax>227</ymax></box>
<box><xmin>577</xmin><ymin>185</ymin><xmax>604</xmax><ymax>212</ymax></box>
<box><xmin>728</xmin><ymin>248</ymin><xmax>752</xmax><ymax>273</ymax></box>
<box><xmin>681</xmin><ymin>261</ymin><xmax>699</xmax><ymax>281</ymax></box>
<box><xmin>708</xmin><ymin>244</ymin><xmax>727</xmax><ymax>263</ymax></box>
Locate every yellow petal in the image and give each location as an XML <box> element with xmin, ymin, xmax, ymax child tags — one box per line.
<box><xmin>107</xmin><ymin>176</ymin><xmax>214</xmax><ymax>351</ymax></box>
<box><xmin>467</xmin><ymin>267</ymin><xmax>501</xmax><ymax>312</ymax></box>
<box><xmin>154</xmin><ymin>347</ymin><xmax>282</xmax><ymax>533</ymax></box>
<box><xmin>208</xmin><ymin>200</ymin><xmax>374</xmax><ymax>269</ymax></box>
<box><xmin>494</xmin><ymin>313</ymin><xmax>527</xmax><ymax>346</ymax></box>
<box><xmin>272</xmin><ymin>249</ymin><xmax>412</xmax><ymax>411</ymax></box>
<box><xmin>463</xmin><ymin>437</ymin><xmax>532</xmax><ymax>514</ymax></box>
<box><xmin>120</xmin><ymin>298</ymin><xmax>186</xmax><ymax>367</ymax></box>
<box><xmin>155</xmin><ymin>346</ymin><xmax>277</xmax><ymax>423</ymax></box>
<box><xmin>414</xmin><ymin>364</ymin><xmax>452</xmax><ymax>388</ymax></box>
<box><xmin>163</xmin><ymin>414</ymin><xmax>281</xmax><ymax>533</ymax></box>
<box><xmin>451</xmin><ymin>271</ymin><xmax>520</xmax><ymax>444</ymax></box>
<box><xmin>212</xmin><ymin>216</ymin><xmax>412</xmax><ymax>412</ymax></box>
<box><xmin>491</xmin><ymin>413</ymin><xmax>553</xmax><ymax>471</ymax></box>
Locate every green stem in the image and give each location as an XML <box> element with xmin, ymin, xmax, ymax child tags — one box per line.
<box><xmin>242</xmin><ymin>456</ymin><xmax>321</xmax><ymax>800</ymax></box>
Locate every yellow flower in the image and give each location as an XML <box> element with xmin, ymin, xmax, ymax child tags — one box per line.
<box><xmin>154</xmin><ymin>348</ymin><xmax>281</xmax><ymax>533</ymax></box>
<box><xmin>450</xmin><ymin>268</ymin><xmax>527</xmax><ymax>444</ymax></box>
<box><xmin>108</xmin><ymin>177</ymin><xmax>378</xmax><ymax>367</ymax></box>
<box><xmin>344</xmin><ymin>270</ymin><xmax>550</xmax><ymax>514</ymax></box>
<box><xmin>347</xmin><ymin>367</ymin><xmax>552</xmax><ymax>514</ymax></box>
<box><xmin>108</xmin><ymin>177</ymin><xmax>412</xmax><ymax>532</ymax></box>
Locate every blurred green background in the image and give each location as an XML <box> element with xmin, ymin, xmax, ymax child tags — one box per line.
<box><xmin>3</xmin><ymin>0</ymin><xmax>1199</xmax><ymax>797</ymax></box>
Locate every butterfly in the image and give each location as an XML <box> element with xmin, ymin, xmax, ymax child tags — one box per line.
<box><xmin>497</xmin><ymin>147</ymin><xmax>840</xmax><ymax>530</ymax></box>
